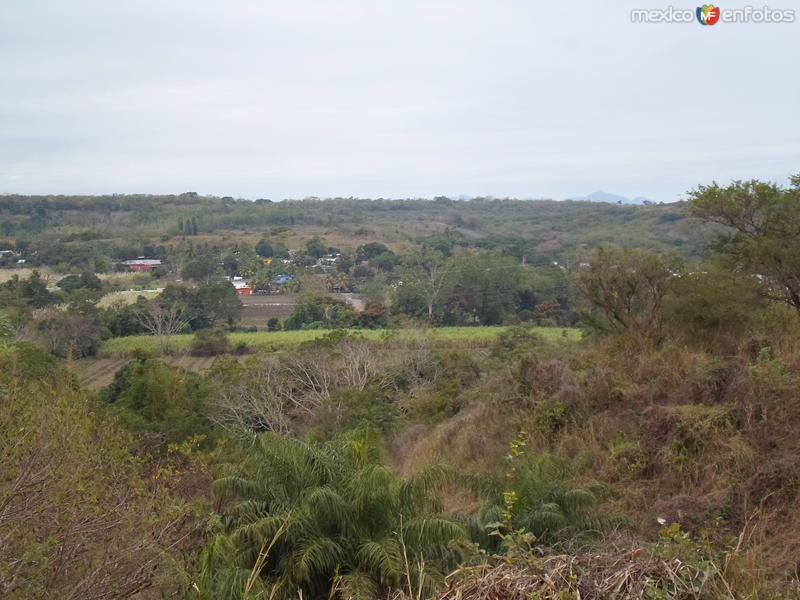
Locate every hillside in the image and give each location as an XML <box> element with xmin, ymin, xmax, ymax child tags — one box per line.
<box><xmin>0</xmin><ymin>195</ymin><xmax>713</xmax><ymax>269</ymax></box>
<box><xmin>3</xmin><ymin>177</ymin><xmax>800</xmax><ymax>598</ymax></box>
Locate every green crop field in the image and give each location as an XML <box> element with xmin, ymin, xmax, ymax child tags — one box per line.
<box><xmin>98</xmin><ymin>326</ymin><xmax>582</xmax><ymax>357</ymax></box>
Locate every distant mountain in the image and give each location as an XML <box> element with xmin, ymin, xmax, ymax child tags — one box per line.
<box><xmin>570</xmin><ymin>190</ymin><xmax>653</xmax><ymax>205</ymax></box>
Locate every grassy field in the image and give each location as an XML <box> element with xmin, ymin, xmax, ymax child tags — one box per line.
<box><xmin>98</xmin><ymin>326</ymin><xmax>582</xmax><ymax>357</ymax></box>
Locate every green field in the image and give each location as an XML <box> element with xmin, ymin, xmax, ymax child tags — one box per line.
<box><xmin>98</xmin><ymin>326</ymin><xmax>582</xmax><ymax>357</ymax></box>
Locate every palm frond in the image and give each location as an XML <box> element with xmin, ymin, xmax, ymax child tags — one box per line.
<box><xmin>214</xmin><ymin>475</ymin><xmax>261</xmax><ymax>501</ymax></box>
<box><xmin>291</xmin><ymin>536</ymin><xmax>345</xmax><ymax>584</ymax></box>
<box><xmin>402</xmin><ymin>516</ymin><xmax>467</xmax><ymax>551</ymax></box>
<box><xmin>356</xmin><ymin>538</ymin><xmax>402</xmax><ymax>584</ymax></box>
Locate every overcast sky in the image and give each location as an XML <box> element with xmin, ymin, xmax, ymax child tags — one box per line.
<box><xmin>1</xmin><ymin>0</ymin><xmax>798</xmax><ymax>201</ymax></box>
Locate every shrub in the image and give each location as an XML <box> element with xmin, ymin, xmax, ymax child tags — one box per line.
<box><xmin>190</xmin><ymin>328</ymin><xmax>231</xmax><ymax>356</ymax></box>
<box><xmin>0</xmin><ymin>358</ymin><xmax>194</xmax><ymax>598</ymax></box>
<box><xmin>199</xmin><ymin>427</ymin><xmax>468</xmax><ymax>599</ymax></box>
<box><xmin>33</xmin><ymin>310</ymin><xmax>103</xmax><ymax>358</ymax></box>
<box><xmin>472</xmin><ymin>442</ymin><xmax>611</xmax><ymax>549</ymax></box>
<box><xmin>103</xmin><ymin>357</ymin><xmax>212</xmax><ymax>449</ymax></box>
<box><xmin>284</xmin><ymin>293</ymin><xmax>357</xmax><ymax>330</ymax></box>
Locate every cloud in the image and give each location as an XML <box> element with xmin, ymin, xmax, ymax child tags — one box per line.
<box><xmin>1</xmin><ymin>0</ymin><xmax>798</xmax><ymax>201</ymax></box>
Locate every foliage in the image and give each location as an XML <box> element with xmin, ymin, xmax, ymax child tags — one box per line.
<box><xmin>255</xmin><ymin>238</ymin><xmax>274</xmax><ymax>258</ymax></box>
<box><xmin>665</xmin><ymin>266</ymin><xmax>766</xmax><ymax>347</ymax></box>
<box><xmin>197</xmin><ymin>426</ymin><xmax>468</xmax><ymax>599</ymax></box>
<box><xmin>444</xmin><ymin>252</ymin><xmax>531</xmax><ymax>325</ymax></box>
<box><xmin>159</xmin><ymin>282</ymin><xmax>241</xmax><ymax>330</ymax></box>
<box><xmin>56</xmin><ymin>271</ymin><xmax>102</xmax><ymax>293</ymax></box>
<box><xmin>190</xmin><ymin>327</ymin><xmax>232</xmax><ymax>356</ymax></box>
<box><xmin>689</xmin><ymin>175</ymin><xmax>800</xmax><ymax>312</ymax></box>
<box><xmin>103</xmin><ymin>356</ymin><xmax>212</xmax><ymax>448</ymax></box>
<box><xmin>357</xmin><ymin>242</ymin><xmax>391</xmax><ymax>262</ymax></box>
<box><xmin>33</xmin><ymin>309</ymin><xmax>103</xmax><ymax>357</ymax></box>
<box><xmin>577</xmin><ymin>246</ymin><xmax>675</xmax><ymax>340</ymax></box>
<box><xmin>0</xmin><ymin>345</ymin><xmax>193</xmax><ymax>599</ymax></box>
<box><xmin>0</xmin><ymin>271</ymin><xmax>60</xmax><ymax>310</ymax></box>
<box><xmin>284</xmin><ymin>293</ymin><xmax>358</xmax><ymax>330</ymax></box>
<box><xmin>395</xmin><ymin>250</ymin><xmax>451</xmax><ymax>322</ymax></box>
<box><xmin>475</xmin><ymin>445</ymin><xmax>609</xmax><ymax>549</ymax></box>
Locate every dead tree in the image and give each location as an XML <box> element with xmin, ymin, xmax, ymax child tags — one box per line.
<box><xmin>135</xmin><ymin>304</ymin><xmax>189</xmax><ymax>354</ymax></box>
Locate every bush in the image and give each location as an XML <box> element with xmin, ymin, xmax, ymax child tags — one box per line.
<box><xmin>33</xmin><ymin>310</ymin><xmax>103</xmax><ymax>358</ymax></box>
<box><xmin>199</xmin><ymin>427</ymin><xmax>467</xmax><ymax>599</ymax></box>
<box><xmin>103</xmin><ymin>357</ymin><xmax>212</xmax><ymax>448</ymax></box>
<box><xmin>189</xmin><ymin>328</ymin><xmax>231</xmax><ymax>356</ymax></box>
<box><xmin>284</xmin><ymin>293</ymin><xmax>357</xmax><ymax>330</ymax></box>
<box><xmin>0</xmin><ymin>351</ymin><xmax>196</xmax><ymax>598</ymax></box>
<box><xmin>266</xmin><ymin>317</ymin><xmax>282</xmax><ymax>331</ymax></box>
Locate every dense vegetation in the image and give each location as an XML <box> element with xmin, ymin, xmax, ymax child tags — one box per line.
<box><xmin>3</xmin><ymin>176</ymin><xmax>800</xmax><ymax>598</ymax></box>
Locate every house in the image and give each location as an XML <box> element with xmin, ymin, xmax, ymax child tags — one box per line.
<box><xmin>273</xmin><ymin>274</ymin><xmax>296</xmax><ymax>285</ymax></box>
<box><xmin>232</xmin><ymin>279</ymin><xmax>252</xmax><ymax>296</ymax></box>
<box><xmin>124</xmin><ymin>258</ymin><xmax>162</xmax><ymax>272</ymax></box>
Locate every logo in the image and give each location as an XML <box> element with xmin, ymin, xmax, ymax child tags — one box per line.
<box><xmin>697</xmin><ymin>4</ymin><xmax>721</xmax><ymax>24</ymax></box>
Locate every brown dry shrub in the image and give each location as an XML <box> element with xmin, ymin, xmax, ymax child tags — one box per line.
<box><xmin>434</xmin><ymin>538</ymin><xmax>730</xmax><ymax>600</ymax></box>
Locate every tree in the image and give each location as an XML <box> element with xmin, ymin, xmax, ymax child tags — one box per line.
<box><xmin>576</xmin><ymin>246</ymin><xmax>673</xmax><ymax>339</ymax></box>
<box><xmin>182</xmin><ymin>257</ymin><xmax>217</xmax><ymax>282</ymax></box>
<box><xmin>136</xmin><ymin>302</ymin><xmax>189</xmax><ymax>353</ymax></box>
<box><xmin>56</xmin><ymin>271</ymin><xmax>102</xmax><ymax>293</ymax></box>
<box><xmin>447</xmin><ymin>252</ymin><xmax>528</xmax><ymax>325</ymax></box>
<box><xmin>472</xmin><ymin>451</ymin><xmax>608</xmax><ymax>550</ymax></box>
<box><xmin>284</xmin><ymin>293</ymin><xmax>357</xmax><ymax>330</ymax></box>
<box><xmin>34</xmin><ymin>310</ymin><xmax>103</xmax><ymax>357</ymax></box>
<box><xmin>0</xmin><ymin>271</ymin><xmax>58</xmax><ymax>309</ymax></box>
<box><xmin>255</xmin><ymin>238</ymin><xmax>274</xmax><ymax>258</ymax></box>
<box><xmin>688</xmin><ymin>176</ymin><xmax>800</xmax><ymax>313</ymax></box>
<box><xmin>356</xmin><ymin>242</ymin><xmax>390</xmax><ymax>262</ymax></box>
<box><xmin>305</xmin><ymin>236</ymin><xmax>327</xmax><ymax>259</ymax></box>
<box><xmin>398</xmin><ymin>250</ymin><xmax>451</xmax><ymax>322</ymax></box>
<box><xmin>222</xmin><ymin>254</ymin><xmax>239</xmax><ymax>277</ymax></box>
<box><xmin>206</xmin><ymin>356</ymin><xmax>291</xmax><ymax>435</ymax></box>
<box><xmin>159</xmin><ymin>283</ymin><xmax>241</xmax><ymax>330</ymax></box>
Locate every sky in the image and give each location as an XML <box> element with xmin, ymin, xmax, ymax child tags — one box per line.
<box><xmin>1</xmin><ymin>0</ymin><xmax>798</xmax><ymax>202</ymax></box>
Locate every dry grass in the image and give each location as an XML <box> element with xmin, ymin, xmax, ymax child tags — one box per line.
<box><xmin>433</xmin><ymin>535</ymin><xmax>769</xmax><ymax>600</ymax></box>
<box><xmin>97</xmin><ymin>289</ymin><xmax>160</xmax><ymax>307</ymax></box>
<box><xmin>436</xmin><ymin>550</ymin><xmax>693</xmax><ymax>600</ymax></box>
<box><xmin>0</xmin><ymin>266</ymin><xmax>63</xmax><ymax>283</ymax></box>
